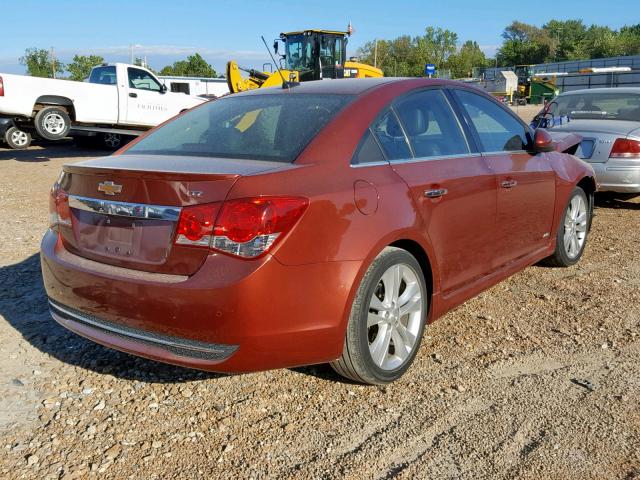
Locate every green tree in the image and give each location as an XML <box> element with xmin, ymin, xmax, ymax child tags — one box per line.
<box><xmin>496</xmin><ymin>21</ymin><xmax>553</xmax><ymax>66</ymax></box>
<box><xmin>580</xmin><ymin>25</ymin><xmax>620</xmax><ymax>58</ymax></box>
<box><xmin>617</xmin><ymin>24</ymin><xmax>640</xmax><ymax>55</ymax></box>
<box><xmin>67</xmin><ymin>54</ymin><xmax>105</xmax><ymax>81</ymax></box>
<box><xmin>20</xmin><ymin>48</ymin><xmax>64</xmax><ymax>78</ymax></box>
<box><xmin>356</xmin><ymin>27</ymin><xmax>458</xmax><ymax>77</ymax></box>
<box><xmin>159</xmin><ymin>53</ymin><xmax>217</xmax><ymax>77</ymax></box>
<box><xmin>448</xmin><ymin>41</ymin><xmax>488</xmax><ymax>78</ymax></box>
<box><xmin>542</xmin><ymin>19</ymin><xmax>587</xmax><ymax>61</ymax></box>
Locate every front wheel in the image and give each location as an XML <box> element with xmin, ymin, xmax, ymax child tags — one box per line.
<box><xmin>544</xmin><ymin>187</ymin><xmax>591</xmax><ymax>267</ymax></box>
<box><xmin>331</xmin><ymin>247</ymin><xmax>428</xmax><ymax>384</ymax></box>
<box><xmin>4</xmin><ymin>126</ymin><xmax>32</xmax><ymax>149</ymax></box>
<box><xmin>34</xmin><ymin>106</ymin><xmax>71</xmax><ymax>141</ymax></box>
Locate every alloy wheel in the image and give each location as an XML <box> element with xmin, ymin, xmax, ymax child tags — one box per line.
<box><xmin>103</xmin><ymin>133</ymin><xmax>121</xmax><ymax>149</ymax></box>
<box><xmin>43</xmin><ymin>113</ymin><xmax>66</xmax><ymax>135</ymax></box>
<box><xmin>10</xmin><ymin>129</ymin><xmax>29</xmax><ymax>147</ymax></box>
<box><xmin>367</xmin><ymin>263</ymin><xmax>424</xmax><ymax>371</ymax></box>
<box><xmin>563</xmin><ymin>194</ymin><xmax>588</xmax><ymax>259</ymax></box>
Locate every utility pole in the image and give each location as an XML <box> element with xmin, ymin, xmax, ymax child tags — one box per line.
<box><xmin>50</xmin><ymin>47</ymin><xmax>56</xmax><ymax>79</ymax></box>
<box><xmin>130</xmin><ymin>44</ymin><xmax>134</xmax><ymax>64</ymax></box>
<box><xmin>374</xmin><ymin>39</ymin><xmax>378</xmax><ymax>68</ymax></box>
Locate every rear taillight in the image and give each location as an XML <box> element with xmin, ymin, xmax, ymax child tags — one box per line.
<box><xmin>174</xmin><ymin>197</ymin><xmax>308</xmax><ymax>258</ymax></box>
<box><xmin>610</xmin><ymin>138</ymin><xmax>640</xmax><ymax>158</ymax></box>
<box><xmin>48</xmin><ymin>185</ymin><xmax>71</xmax><ymax>229</ymax></box>
<box><xmin>0</xmin><ymin>76</ymin><xmax>4</xmax><ymax>96</ymax></box>
<box><xmin>175</xmin><ymin>203</ymin><xmax>219</xmax><ymax>247</ymax></box>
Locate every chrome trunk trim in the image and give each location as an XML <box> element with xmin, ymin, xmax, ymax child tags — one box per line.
<box><xmin>68</xmin><ymin>195</ymin><xmax>181</xmax><ymax>221</ymax></box>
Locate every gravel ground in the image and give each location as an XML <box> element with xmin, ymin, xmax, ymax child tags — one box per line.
<box><xmin>0</xmin><ymin>136</ymin><xmax>638</xmax><ymax>480</ymax></box>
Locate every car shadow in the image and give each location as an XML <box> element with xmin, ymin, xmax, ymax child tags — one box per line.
<box><xmin>0</xmin><ymin>253</ymin><xmax>224</xmax><ymax>383</ymax></box>
<box><xmin>594</xmin><ymin>193</ymin><xmax>640</xmax><ymax>211</ymax></box>
<box><xmin>0</xmin><ymin>140</ymin><xmax>102</xmax><ymax>162</ymax></box>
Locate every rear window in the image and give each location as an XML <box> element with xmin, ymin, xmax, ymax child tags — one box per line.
<box><xmin>128</xmin><ymin>93</ymin><xmax>354</xmax><ymax>162</ymax></box>
<box><xmin>551</xmin><ymin>92</ymin><xmax>640</xmax><ymax>121</ymax></box>
<box><xmin>89</xmin><ymin>66</ymin><xmax>116</xmax><ymax>85</ymax></box>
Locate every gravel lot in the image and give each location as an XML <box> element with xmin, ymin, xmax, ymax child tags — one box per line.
<box><xmin>0</xmin><ymin>132</ymin><xmax>638</xmax><ymax>479</ymax></box>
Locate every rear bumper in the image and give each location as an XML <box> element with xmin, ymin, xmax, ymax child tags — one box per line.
<box><xmin>40</xmin><ymin>230</ymin><xmax>361</xmax><ymax>373</ymax></box>
<box><xmin>591</xmin><ymin>160</ymin><xmax>640</xmax><ymax>193</ymax></box>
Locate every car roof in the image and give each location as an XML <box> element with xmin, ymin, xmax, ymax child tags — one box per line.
<box><xmin>559</xmin><ymin>87</ymin><xmax>640</xmax><ymax>96</ymax></box>
<box><xmin>231</xmin><ymin>77</ymin><xmax>454</xmax><ymax>97</ymax></box>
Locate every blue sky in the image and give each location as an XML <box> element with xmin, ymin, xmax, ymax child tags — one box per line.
<box><xmin>1</xmin><ymin>0</ymin><xmax>637</xmax><ymax>75</ymax></box>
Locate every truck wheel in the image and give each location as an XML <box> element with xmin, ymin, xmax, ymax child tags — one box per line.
<box><xmin>34</xmin><ymin>106</ymin><xmax>71</xmax><ymax>141</ymax></box>
<box><xmin>4</xmin><ymin>126</ymin><xmax>32</xmax><ymax>149</ymax></box>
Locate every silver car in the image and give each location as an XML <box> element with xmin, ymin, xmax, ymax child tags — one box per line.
<box><xmin>535</xmin><ymin>87</ymin><xmax>640</xmax><ymax>194</ymax></box>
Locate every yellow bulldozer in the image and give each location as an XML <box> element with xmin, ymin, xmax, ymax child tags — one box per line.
<box><xmin>226</xmin><ymin>29</ymin><xmax>383</xmax><ymax>93</ymax></box>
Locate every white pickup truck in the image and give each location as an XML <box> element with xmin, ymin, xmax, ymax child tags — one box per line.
<box><xmin>0</xmin><ymin>63</ymin><xmax>206</xmax><ymax>149</ymax></box>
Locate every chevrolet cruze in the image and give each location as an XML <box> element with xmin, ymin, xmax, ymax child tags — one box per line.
<box><xmin>41</xmin><ymin>78</ymin><xmax>596</xmax><ymax>384</ymax></box>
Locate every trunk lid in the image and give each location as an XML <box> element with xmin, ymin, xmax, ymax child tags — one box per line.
<box><xmin>58</xmin><ymin>154</ymin><xmax>288</xmax><ymax>275</ymax></box>
<box><xmin>549</xmin><ymin>120</ymin><xmax>640</xmax><ymax>163</ymax></box>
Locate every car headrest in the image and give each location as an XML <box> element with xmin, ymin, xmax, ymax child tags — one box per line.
<box><xmin>403</xmin><ymin>108</ymin><xmax>427</xmax><ymax>136</ymax></box>
<box><xmin>386</xmin><ymin>118</ymin><xmax>404</xmax><ymax>138</ymax></box>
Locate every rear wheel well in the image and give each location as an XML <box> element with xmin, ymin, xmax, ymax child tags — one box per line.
<box><xmin>389</xmin><ymin>239</ymin><xmax>433</xmax><ymax>311</ymax></box>
<box><xmin>33</xmin><ymin>96</ymin><xmax>75</xmax><ymax>121</ymax></box>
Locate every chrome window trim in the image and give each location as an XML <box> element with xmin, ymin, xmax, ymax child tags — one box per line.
<box><xmin>350</xmin><ymin>152</ymin><xmax>485</xmax><ymax>168</ymax></box>
<box><xmin>350</xmin><ymin>160</ymin><xmax>390</xmax><ymax>168</ymax></box>
<box><xmin>390</xmin><ymin>152</ymin><xmax>484</xmax><ymax>165</ymax></box>
<box><xmin>68</xmin><ymin>195</ymin><xmax>181</xmax><ymax>221</ymax></box>
<box><xmin>481</xmin><ymin>149</ymin><xmax>529</xmax><ymax>156</ymax></box>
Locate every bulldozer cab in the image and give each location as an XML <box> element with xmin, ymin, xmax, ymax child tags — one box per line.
<box><xmin>278</xmin><ymin>30</ymin><xmax>347</xmax><ymax>82</ymax></box>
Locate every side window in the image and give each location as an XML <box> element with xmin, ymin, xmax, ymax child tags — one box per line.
<box><xmin>352</xmin><ymin>130</ymin><xmax>385</xmax><ymax>164</ymax></box>
<box><xmin>127</xmin><ymin>67</ymin><xmax>162</xmax><ymax>92</ymax></box>
<box><xmin>370</xmin><ymin>108</ymin><xmax>412</xmax><ymax>160</ymax></box>
<box><xmin>394</xmin><ymin>89</ymin><xmax>470</xmax><ymax>158</ymax></box>
<box><xmin>453</xmin><ymin>89</ymin><xmax>529</xmax><ymax>152</ymax></box>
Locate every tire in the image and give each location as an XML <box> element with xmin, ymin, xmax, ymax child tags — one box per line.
<box><xmin>544</xmin><ymin>187</ymin><xmax>590</xmax><ymax>267</ymax></box>
<box><xmin>34</xmin><ymin>106</ymin><xmax>71</xmax><ymax>141</ymax></box>
<box><xmin>331</xmin><ymin>247</ymin><xmax>428</xmax><ymax>384</ymax></box>
<box><xmin>4</xmin><ymin>126</ymin><xmax>32</xmax><ymax>149</ymax></box>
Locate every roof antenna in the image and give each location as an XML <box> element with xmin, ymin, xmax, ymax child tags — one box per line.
<box><xmin>261</xmin><ymin>35</ymin><xmax>298</xmax><ymax>90</ymax></box>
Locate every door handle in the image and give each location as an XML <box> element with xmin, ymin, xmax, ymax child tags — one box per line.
<box><xmin>424</xmin><ymin>188</ymin><xmax>448</xmax><ymax>198</ymax></box>
<box><xmin>129</xmin><ymin>92</ymin><xmax>137</xmax><ymax>98</ymax></box>
<box><xmin>501</xmin><ymin>179</ymin><xmax>518</xmax><ymax>189</ymax></box>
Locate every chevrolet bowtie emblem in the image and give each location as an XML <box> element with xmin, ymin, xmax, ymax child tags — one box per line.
<box><xmin>98</xmin><ymin>181</ymin><xmax>123</xmax><ymax>196</ymax></box>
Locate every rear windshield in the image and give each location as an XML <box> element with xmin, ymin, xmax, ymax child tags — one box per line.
<box><xmin>128</xmin><ymin>93</ymin><xmax>354</xmax><ymax>162</ymax></box>
<box><xmin>89</xmin><ymin>66</ymin><xmax>117</xmax><ymax>85</ymax></box>
<box><xmin>550</xmin><ymin>92</ymin><xmax>640</xmax><ymax>121</ymax></box>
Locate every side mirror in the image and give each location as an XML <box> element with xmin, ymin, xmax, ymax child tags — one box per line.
<box><xmin>160</xmin><ymin>84</ymin><xmax>167</xmax><ymax>93</ymax></box>
<box><xmin>533</xmin><ymin>128</ymin><xmax>555</xmax><ymax>153</ymax></box>
<box><xmin>273</xmin><ymin>40</ymin><xmax>279</xmax><ymax>54</ymax></box>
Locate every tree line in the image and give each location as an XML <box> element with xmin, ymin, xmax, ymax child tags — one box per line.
<box><xmin>356</xmin><ymin>20</ymin><xmax>640</xmax><ymax>78</ymax></box>
<box><xmin>19</xmin><ymin>49</ymin><xmax>218</xmax><ymax>80</ymax></box>
<box><xmin>17</xmin><ymin>20</ymin><xmax>640</xmax><ymax>81</ymax></box>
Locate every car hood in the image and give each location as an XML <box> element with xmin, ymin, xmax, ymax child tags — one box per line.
<box><xmin>551</xmin><ymin>119</ymin><xmax>640</xmax><ymax>137</ymax></box>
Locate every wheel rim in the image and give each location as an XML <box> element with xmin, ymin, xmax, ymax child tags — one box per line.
<box><xmin>367</xmin><ymin>263</ymin><xmax>423</xmax><ymax>371</ymax></box>
<box><xmin>563</xmin><ymin>194</ymin><xmax>588</xmax><ymax>259</ymax></box>
<box><xmin>11</xmin><ymin>130</ymin><xmax>28</xmax><ymax>147</ymax></box>
<box><xmin>104</xmin><ymin>133</ymin><xmax>121</xmax><ymax>148</ymax></box>
<box><xmin>43</xmin><ymin>113</ymin><xmax>66</xmax><ymax>134</ymax></box>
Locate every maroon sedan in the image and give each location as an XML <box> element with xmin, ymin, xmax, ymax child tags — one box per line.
<box><xmin>41</xmin><ymin>78</ymin><xmax>595</xmax><ymax>384</ymax></box>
